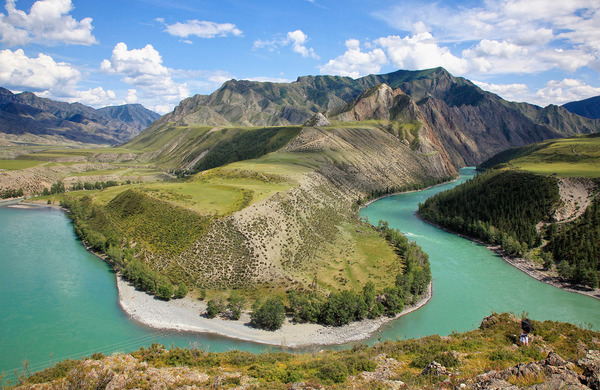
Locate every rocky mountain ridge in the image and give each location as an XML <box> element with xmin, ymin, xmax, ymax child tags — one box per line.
<box><xmin>145</xmin><ymin>67</ymin><xmax>600</xmax><ymax>169</ymax></box>
<box><xmin>0</xmin><ymin>88</ymin><xmax>159</xmax><ymax>145</ymax></box>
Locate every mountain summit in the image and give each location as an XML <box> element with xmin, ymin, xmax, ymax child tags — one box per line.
<box><xmin>147</xmin><ymin>67</ymin><xmax>600</xmax><ymax>167</ymax></box>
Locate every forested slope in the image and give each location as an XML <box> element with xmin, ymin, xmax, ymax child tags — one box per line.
<box><xmin>419</xmin><ymin>135</ymin><xmax>600</xmax><ymax>289</ymax></box>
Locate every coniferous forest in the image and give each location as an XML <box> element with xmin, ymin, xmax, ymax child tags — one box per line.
<box><xmin>418</xmin><ymin>170</ymin><xmax>600</xmax><ymax>289</ymax></box>
<box><xmin>546</xmin><ymin>195</ymin><xmax>600</xmax><ymax>288</ymax></box>
<box><xmin>418</xmin><ymin>170</ymin><xmax>559</xmax><ymax>252</ymax></box>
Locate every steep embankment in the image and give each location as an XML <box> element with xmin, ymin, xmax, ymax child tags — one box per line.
<box><xmin>10</xmin><ymin>313</ymin><xmax>600</xmax><ymax>390</ymax></box>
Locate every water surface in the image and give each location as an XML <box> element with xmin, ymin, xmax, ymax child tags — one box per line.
<box><xmin>1</xmin><ymin>169</ymin><xmax>598</xmax><ymax>378</ymax></box>
<box><xmin>360</xmin><ymin>167</ymin><xmax>600</xmax><ymax>342</ymax></box>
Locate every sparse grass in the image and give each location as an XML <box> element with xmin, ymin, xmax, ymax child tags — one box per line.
<box><xmin>305</xmin><ymin>221</ymin><xmax>400</xmax><ymax>292</ymax></box>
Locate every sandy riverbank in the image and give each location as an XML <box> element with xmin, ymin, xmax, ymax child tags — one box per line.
<box><xmin>117</xmin><ymin>276</ymin><xmax>432</xmax><ymax>348</ymax></box>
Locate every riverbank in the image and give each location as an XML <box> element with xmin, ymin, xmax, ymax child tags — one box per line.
<box><xmin>117</xmin><ymin>276</ymin><xmax>432</xmax><ymax>348</ymax></box>
<box><xmin>360</xmin><ymin>175</ymin><xmax>460</xmax><ymax>210</ymax></box>
<box><xmin>416</xmin><ymin>212</ymin><xmax>600</xmax><ymax>301</ymax></box>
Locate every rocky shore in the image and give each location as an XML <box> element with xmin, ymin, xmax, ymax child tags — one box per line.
<box><xmin>117</xmin><ymin>276</ymin><xmax>432</xmax><ymax>348</ymax></box>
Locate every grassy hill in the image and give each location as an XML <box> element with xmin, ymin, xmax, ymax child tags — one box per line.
<box><xmin>478</xmin><ymin>133</ymin><xmax>600</xmax><ymax>177</ymax></box>
<box><xmin>10</xmin><ymin>119</ymin><xmax>449</xmax><ymax>300</ymax></box>
<box><xmin>7</xmin><ymin>313</ymin><xmax>600</xmax><ymax>389</ymax></box>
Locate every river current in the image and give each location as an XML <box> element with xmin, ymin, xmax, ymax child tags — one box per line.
<box><xmin>1</xmin><ymin>167</ymin><xmax>598</xmax><ymax>377</ymax></box>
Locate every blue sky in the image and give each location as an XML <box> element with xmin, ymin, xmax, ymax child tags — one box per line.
<box><xmin>1</xmin><ymin>0</ymin><xmax>599</xmax><ymax>114</ymax></box>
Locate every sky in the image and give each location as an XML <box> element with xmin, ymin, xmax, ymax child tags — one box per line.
<box><xmin>1</xmin><ymin>0</ymin><xmax>600</xmax><ymax>114</ymax></box>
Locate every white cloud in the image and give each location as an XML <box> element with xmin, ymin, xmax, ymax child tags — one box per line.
<box><xmin>375</xmin><ymin>33</ymin><xmax>469</xmax><ymax>75</ymax></box>
<box><xmin>535</xmin><ymin>79</ymin><xmax>600</xmax><ymax>106</ymax></box>
<box><xmin>171</xmin><ymin>68</ymin><xmax>233</xmax><ymax>92</ymax></box>
<box><xmin>320</xmin><ymin>39</ymin><xmax>387</xmax><ymax>78</ymax></box>
<box><xmin>0</xmin><ymin>48</ymin><xmax>80</xmax><ymax>91</ymax></box>
<box><xmin>64</xmin><ymin>87</ymin><xmax>116</xmax><ymax>107</ymax></box>
<box><xmin>159</xmin><ymin>18</ymin><xmax>242</xmax><ymax>39</ymax></box>
<box><xmin>125</xmin><ymin>89</ymin><xmax>138</xmax><ymax>104</ymax></box>
<box><xmin>287</xmin><ymin>30</ymin><xmax>318</xmax><ymax>59</ymax></box>
<box><xmin>470</xmin><ymin>40</ymin><xmax>527</xmax><ymax>59</ymax></box>
<box><xmin>100</xmin><ymin>42</ymin><xmax>189</xmax><ymax>114</ymax></box>
<box><xmin>372</xmin><ymin>0</ymin><xmax>600</xmax><ymax>76</ymax></box>
<box><xmin>253</xmin><ymin>29</ymin><xmax>318</xmax><ymax>59</ymax></box>
<box><xmin>0</xmin><ymin>0</ymin><xmax>97</xmax><ymax>46</ymax></box>
<box><xmin>473</xmin><ymin>80</ymin><xmax>529</xmax><ymax>101</ymax></box>
<box><xmin>0</xmin><ymin>48</ymin><xmax>123</xmax><ymax>108</ymax></box>
<box><xmin>244</xmin><ymin>76</ymin><xmax>293</xmax><ymax>83</ymax></box>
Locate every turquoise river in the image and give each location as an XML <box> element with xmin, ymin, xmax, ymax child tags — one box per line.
<box><xmin>1</xmin><ymin>167</ymin><xmax>599</xmax><ymax>379</ymax></box>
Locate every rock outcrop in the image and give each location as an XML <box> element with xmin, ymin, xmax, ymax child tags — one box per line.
<box><xmin>474</xmin><ymin>350</ymin><xmax>600</xmax><ymax>390</ymax></box>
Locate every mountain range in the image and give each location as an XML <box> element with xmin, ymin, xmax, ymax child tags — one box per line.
<box><xmin>145</xmin><ymin>67</ymin><xmax>600</xmax><ymax>169</ymax></box>
<box><xmin>0</xmin><ymin>87</ymin><xmax>159</xmax><ymax>145</ymax></box>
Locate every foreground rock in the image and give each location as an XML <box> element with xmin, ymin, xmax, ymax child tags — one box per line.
<box><xmin>474</xmin><ymin>350</ymin><xmax>600</xmax><ymax>390</ymax></box>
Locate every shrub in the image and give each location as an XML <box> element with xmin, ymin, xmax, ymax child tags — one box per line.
<box><xmin>251</xmin><ymin>297</ymin><xmax>285</xmax><ymax>331</ymax></box>
<box><xmin>317</xmin><ymin>359</ymin><xmax>349</xmax><ymax>384</ymax></box>
<box><xmin>174</xmin><ymin>283</ymin><xmax>188</xmax><ymax>299</ymax></box>
<box><xmin>206</xmin><ymin>300</ymin><xmax>221</xmax><ymax>319</ymax></box>
<box><xmin>157</xmin><ymin>280</ymin><xmax>174</xmax><ymax>300</ymax></box>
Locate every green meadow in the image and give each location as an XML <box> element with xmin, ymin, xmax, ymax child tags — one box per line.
<box><xmin>484</xmin><ymin>134</ymin><xmax>600</xmax><ymax>178</ymax></box>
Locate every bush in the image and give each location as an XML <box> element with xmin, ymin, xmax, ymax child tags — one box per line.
<box><xmin>174</xmin><ymin>283</ymin><xmax>188</xmax><ymax>299</ymax></box>
<box><xmin>157</xmin><ymin>280</ymin><xmax>174</xmax><ymax>300</ymax></box>
<box><xmin>206</xmin><ymin>300</ymin><xmax>221</xmax><ymax>319</ymax></box>
<box><xmin>317</xmin><ymin>359</ymin><xmax>349</xmax><ymax>384</ymax></box>
<box><xmin>251</xmin><ymin>297</ymin><xmax>285</xmax><ymax>331</ymax></box>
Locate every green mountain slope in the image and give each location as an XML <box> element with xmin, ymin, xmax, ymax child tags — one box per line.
<box><xmin>420</xmin><ymin>134</ymin><xmax>600</xmax><ymax>289</ymax></box>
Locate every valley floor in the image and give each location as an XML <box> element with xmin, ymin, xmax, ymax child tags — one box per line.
<box><xmin>117</xmin><ymin>276</ymin><xmax>432</xmax><ymax>348</ymax></box>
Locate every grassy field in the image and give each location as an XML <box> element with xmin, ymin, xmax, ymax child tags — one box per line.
<box><xmin>484</xmin><ymin>134</ymin><xmax>600</xmax><ymax>178</ymax></box>
<box><xmin>304</xmin><ymin>221</ymin><xmax>402</xmax><ymax>292</ymax></box>
<box><xmin>0</xmin><ymin>159</ymin><xmax>47</xmax><ymax>170</ymax></box>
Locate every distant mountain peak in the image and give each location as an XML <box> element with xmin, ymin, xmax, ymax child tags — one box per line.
<box><xmin>0</xmin><ymin>88</ymin><xmax>159</xmax><ymax>145</ymax></box>
<box><xmin>562</xmin><ymin>95</ymin><xmax>600</xmax><ymax>119</ymax></box>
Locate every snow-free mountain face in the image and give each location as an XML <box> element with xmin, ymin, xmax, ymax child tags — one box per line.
<box><xmin>563</xmin><ymin>96</ymin><xmax>600</xmax><ymax>120</ymax></box>
<box><xmin>0</xmin><ymin>88</ymin><xmax>159</xmax><ymax>145</ymax></box>
<box><xmin>143</xmin><ymin>67</ymin><xmax>600</xmax><ymax>168</ymax></box>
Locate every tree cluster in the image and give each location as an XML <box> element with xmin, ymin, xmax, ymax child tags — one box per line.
<box><xmin>1</xmin><ymin>187</ymin><xmax>24</xmax><ymax>199</ymax></box>
<box><xmin>122</xmin><ymin>258</ymin><xmax>187</xmax><ymax>300</ymax></box>
<box><xmin>546</xmin><ymin>195</ymin><xmax>600</xmax><ymax>288</ymax></box>
<box><xmin>418</xmin><ymin>170</ymin><xmax>559</xmax><ymax>255</ymax></box>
